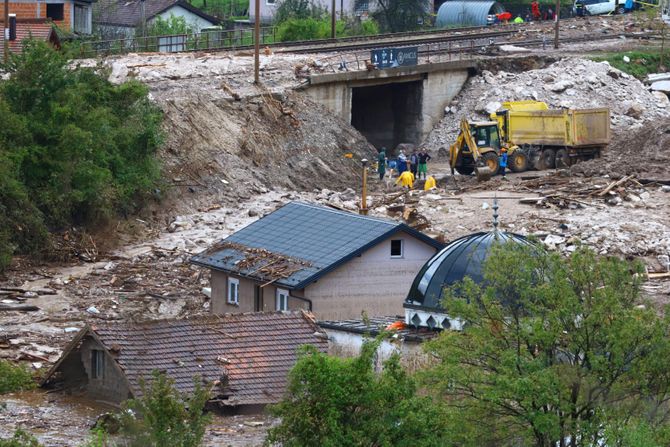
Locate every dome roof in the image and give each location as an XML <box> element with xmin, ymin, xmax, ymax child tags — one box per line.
<box><xmin>404</xmin><ymin>231</ymin><xmax>530</xmax><ymax>312</ymax></box>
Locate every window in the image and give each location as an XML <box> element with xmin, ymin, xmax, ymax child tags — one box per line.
<box><xmin>276</xmin><ymin>289</ymin><xmax>289</xmax><ymax>311</ymax></box>
<box><xmin>391</xmin><ymin>239</ymin><xmax>403</xmax><ymax>258</ymax></box>
<box><xmin>266</xmin><ymin>0</ymin><xmax>276</xmax><ymax>5</ymax></box>
<box><xmin>227</xmin><ymin>278</ymin><xmax>239</xmax><ymax>305</ymax></box>
<box><xmin>46</xmin><ymin>3</ymin><xmax>65</xmax><ymax>21</ymax></box>
<box><xmin>91</xmin><ymin>349</ymin><xmax>104</xmax><ymax>379</ymax></box>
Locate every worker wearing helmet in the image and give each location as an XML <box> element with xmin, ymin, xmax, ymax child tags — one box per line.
<box><xmin>500</xmin><ymin>148</ymin><xmax>508</xmax><ymax>179</ymax></box>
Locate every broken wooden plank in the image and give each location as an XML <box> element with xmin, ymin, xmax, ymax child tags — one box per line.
<box><xmin>648</xmin><ymin>272</ymin><xmax>670</xmax><ymax>280</ymax></box>
<box><xmin>0</xmin><ymin>304</ymin><xmax>39</xmax><ymax>312</ymax></box>
<box><xmin>596</xmin><ymin>175</ymin><xmax>633</xmax><ymax>197</ymax></box>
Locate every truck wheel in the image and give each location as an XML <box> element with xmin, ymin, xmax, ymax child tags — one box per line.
<box><xmin>509</xmin><ymin>152</ymin><xmax>529</xmax><ymax>172</ymax></box>
<box><xmin>538</xmin><ymin>149</ymin><xmax>556</xmax><ymax>170</ymax></box>
<box><xmin>455</xmin><ymin>166</ymin><xmax>475</xmax><ymax>175</ymax></box>
<box><xmin>481</xmin><ymin>152</ymin><xmax>500</xmax><ymax>175</ymax></box>
<box><xmin>555</xmin><ymin>149</ymin><xmax>569</xmax><ymax>168</ymax></box>
<box><xmin>617</xmin><ymin>5</ymin><xmax>625</xmax><ymax>13</ymax></box>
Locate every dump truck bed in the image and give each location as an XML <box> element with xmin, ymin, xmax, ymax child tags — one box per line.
<box><xmin>504</xmin><ymin>107</ymin><xmax>610</xmax><ymax>148</ymax></box>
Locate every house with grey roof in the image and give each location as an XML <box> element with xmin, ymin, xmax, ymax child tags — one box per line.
<box><xmin>94</xmin><ymin>0</ymin><xmax>218</xmax><ymax>38</ymax></box>
<box><xmin>191</xmin><ymin>201</ymin><xmax>444</xmax><ymax>321</ymax></box>
<box><xmin>41</xmin><ymin>312</ymin><xmax>327</xmax><ymax>411</ymax></box>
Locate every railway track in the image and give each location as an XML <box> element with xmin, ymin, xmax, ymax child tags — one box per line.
<box><xmin>232</xmin><ymin>26</ymin><xmax>522</xmax><ymax>54</ymax></box>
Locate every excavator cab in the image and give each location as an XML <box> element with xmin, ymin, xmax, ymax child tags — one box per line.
<box><xmin>449</xmin><ymin>119</ymin><xmax>502</xmax><ymax>181</ymax></box>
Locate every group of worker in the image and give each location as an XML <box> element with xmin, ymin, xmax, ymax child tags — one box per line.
<box><xmin>377</xmin><ymin>147</ymin><xmax>434</xmax><ymax>189</ymax></box>
<box><xmin>495</xmin><ymin>1</ymin><xmax>555</xmax><ymax>24</ymax></box>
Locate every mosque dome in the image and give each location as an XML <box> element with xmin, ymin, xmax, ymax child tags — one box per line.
<box><xmin>404</xmin><ymin>230</ymin><xmax>530</xmax><ymax>330</ymax></box>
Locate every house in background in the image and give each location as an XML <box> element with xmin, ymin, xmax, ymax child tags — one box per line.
<box><xmin>41</xmin><ymin>312</ymin><xmax>328</xmax><ymax>411</ymax></box>
<box><xmin>2</xmin><ymin>0</ymin><xmax>94</xmax><ymax>33</ymax></box>
<box><xmin>191</xmin><ymin>201</ymin><xmax>444</xmax><ymax>321</ymax></box>
<box><xmin>0</xmin><ymin>17</ymin><xmax>61</xmax><ymax>59</ymax></box>
<box><xmin>94</xmin><ymin>0</ymin><xmax>218</xmax><ymax>37</ymax></box>
<box><xmin>250</xmin><ymin>0</ymin><xmax>371</xmax><ymax>25</ymax></box>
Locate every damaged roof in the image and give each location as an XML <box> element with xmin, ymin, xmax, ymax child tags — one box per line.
<box><xmin>0</xmin><ymin>19</ymin><xmax>60</xmax><ymax>55</ymax></box>
<box><xmin>190</xmin><ymin>201</ymin><xmax>444</xmax><ymax>289</ymax></box>
<box><xmin>94</xmin><ymin>0</ymin><xmax>219</xmax><ymax>27</ymax></box>
<box><xmin>44</xmin><ymin>311</ymin><xmax>327</xmax><ymax>406</ymax></box>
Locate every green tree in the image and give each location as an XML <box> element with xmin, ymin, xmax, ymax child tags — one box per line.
<box><xmin>266</xmin><ymin>340</ymin><xmax>449</xmax><ymax>446</ymax></box>
<box><xmin>274</xmin><ymin>0</ymin><xmax>327</xmax><ymax>23</ymax></box>
<box><xmin>0</xmin><ymin>360</ymin><xmax>35</xmax><ymax>394</ymax></box>
<box><xmin>0</xmin><ymin>40</ymin><xmax>163</xmax><ymax>270</ymax></box>
<box><xmin>0</xmin><ymin>431</ymin><xmax>42</xmax><ymax>447</ymax></box>
<box><xmin>118</xmin><ymin>371</ymin><xmax>211</xmax><ymax>447</ymax></box>
<box><xmin>372</xmin><ymin>0</ymin><xmax>430</xmax><ymax>32</ymax></box>
<box><xmin>422</xmin><ymin>243</ymin><xmax>670</xmax><ymax>447</ymax></box>
<box><xmin>148</xmin><ymin>14</ymin><xmax>191</xmax><ymax>36</ymax></box>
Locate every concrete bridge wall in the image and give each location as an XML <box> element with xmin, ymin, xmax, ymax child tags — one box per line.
<box><xmin>304</xmin><ymin>60</ymin><xmax>473</xmax><ymax>151</ymax></box>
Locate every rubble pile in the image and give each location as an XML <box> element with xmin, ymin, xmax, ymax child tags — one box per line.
<box><xmin>571</xmin><ymin>119</ymin><xmax>670</xmax><ymax>181</ymax></box>
<box><xmin>423</xmin><ymin>58</ymin><xmax>670</xmax><ymax>152</ymax></box>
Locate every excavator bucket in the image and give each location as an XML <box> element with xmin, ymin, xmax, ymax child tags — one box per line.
<box><xmin>475</xmin><ymin>165</ymin><xmax>492</xmax><ymax>182</ymax></box>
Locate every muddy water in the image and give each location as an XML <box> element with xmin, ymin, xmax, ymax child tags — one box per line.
<box><xmin>0</xmin><ymin>390</ymin><xmax>112</xmax><ymax>446</ymax></box>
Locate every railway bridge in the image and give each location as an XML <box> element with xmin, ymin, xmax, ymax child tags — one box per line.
<box><xmin>303</xmin><ymin>60</ymin><xmax>475</xmax><ymax>151</ymax></box>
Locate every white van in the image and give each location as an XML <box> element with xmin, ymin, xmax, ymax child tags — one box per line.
<box><xmin>573</xmin><ymin>0</ymin><xmax>617</xmax><ymax>15</ymax></box>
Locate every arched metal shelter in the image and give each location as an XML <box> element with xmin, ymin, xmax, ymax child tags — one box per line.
<box><xmin>436</xmin><ymin>0</ymin><xmax>505</xmax><ymax>27</ymax></box>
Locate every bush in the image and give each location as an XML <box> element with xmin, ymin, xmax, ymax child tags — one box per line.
<box><xmin>266</xmin><ymin>341</ymin><xmax>449</xmax><ymax>446</ymax></box>
<box><xmin>117</xmin><ymin>371</ymin><xmax>211</xmax><ymax>447</ymax></box>
<box><xmin>276</xmin><ymin>17</ymin><xmax>379</xmax><ymax>41</ymax></box>
<box><xmin>0</xmin><ymin>430</ymin><xmax>42</xmax><ymax>447</ymax></box>
<box><xmin>0</xmin><ymin>360</ymin><xmax>35</xmax><ymax>394</ymax></box>
<box><xmin>0</xmin><ymin>40</ymin><xmax>163</xmax><ymax>271</ymax></box>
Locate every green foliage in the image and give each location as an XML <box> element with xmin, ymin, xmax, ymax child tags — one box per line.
<box><xmin>422</xmin><ymin>243</ymin><xmax>670</xmax><ymax>447</ymax></box>
<box><xmin>148</xmin><ymin>14</ymin><xmax>191</xmax><ymax>36</ymax></box>
<box><xmin>276</xmin><ymin>16</ymin><xmax>379</xmax><ymax>41</ymax></box>
<box><xmin>118</xmin><ymin>371</ymin><xmax>211</xmax><ymax>447</ymax></box>
<box><xmin>274</xmin><ymin>0</ymin><xmax>327</xmax><ymax>23</ymax></box>
<box><xmin>189</xmin><ymin>0</ymin><xmax>248</xmax><ymax>19</ymax></box>
<box><xmin>0</xmin><ymin>360</ymin><xmax>35</xmax><ymax>394</ymax></box>
<box><xmin>266</xmin><ymin>340</ymin><xmax>449</xmax><ymax>446</ymax></box>
<box><xmin>0</xmin><ymin>430</ymin><xmax>42</xmax><ymax>447</ymax></box>
<box><xmin>372</xmin><ymin>0</ymin><xmax>430</xmax><ymax>32</ymax></box>
<box><xmin>79</xmin><ymin>428</ymin><xmax>109</xmax><ymax>447</ymax></box>
<box><xmin>591</xmin><ymin>50</ymin><xmax>664</xmax><ymax>79</ymax></box>
<box><xmin>0</xmin><ymin>40</ymin><xmax>163</xmax><ymax>270</ymax></box>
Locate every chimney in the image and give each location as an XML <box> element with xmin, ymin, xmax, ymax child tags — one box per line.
<box><xmin>8</xmin><ymin>14</ymin><xmax>16</xmax><ymax>41</ymax></box>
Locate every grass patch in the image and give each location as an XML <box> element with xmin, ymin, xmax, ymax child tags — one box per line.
<box><xmin>591</xmin><ymin>50</ymin><xmax>666</xmax><ymax>79</ymax></box>
<box><xmin>0</xmin><ymin>360</ymin><xmax>35</xmax><ymax>394</ymax></box>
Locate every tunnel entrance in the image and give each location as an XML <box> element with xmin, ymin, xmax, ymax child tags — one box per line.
<box><xmin>350</xmin><ymin>80</ymin><xmax>423</xmax><ymax>153</ymax></box>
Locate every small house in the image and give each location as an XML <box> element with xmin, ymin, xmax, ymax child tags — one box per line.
<box><xmin>41</xmin><ymin>311</ymin><xmax>328</xmax><ymax>411</ymax></box>
<box><xmin>191</xmin><ymin>201</ymin><xmax>444</xmax><ymax>321</ymax></box>
<box><xmin>94</xmin><ymin>0</ymin><xmax>219</xmax><ymax>38</ymax></box>
<box><xmin>2</xmin><ymin>0</ymin><xmax>94</xmax><ymax>34</ymax></box>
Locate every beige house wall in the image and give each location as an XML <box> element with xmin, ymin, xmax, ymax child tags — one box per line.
<box><xmin>209</xmin><ymin>232</ymin><xmax>437</xmax><ymax>320</ymax></box>
<box><xmin>304</xmin><ymin>232</ymin><xmax>436</xmax><ymax>320</ymax></box>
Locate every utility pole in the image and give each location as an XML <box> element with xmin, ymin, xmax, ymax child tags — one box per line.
<box><xmin>331</xmin><ymin>0</ymin><xmax>336</xmax><ymax>39</ymax></box>
<box><xmin>254</xmin><ymin>0</ymin><xmax>260</xmax><ymax>83</ymax></box>
<box><xmin>360</xmin><ymin>159</ymin><xmax>368</xmax><ymax>215</ymax></box>
<box><xmin>3</xmin><ymin>0</ymin><xmax>8</xmax><ymax>63</ymax></box>
<box><xmin>554</xmin><ymin>0</ymin><xmax>560</xmax><ymax>49</ymax></box>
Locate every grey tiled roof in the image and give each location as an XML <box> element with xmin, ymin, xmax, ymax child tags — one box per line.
<box><xmin>94</xmin><ymin>0</ymin><xmax>218</xmax><ymax>27</ymax></box>
<box><xmin>191</xmin><ymin>202</ymin><xmax>444</xmax><ymax>289</ymax></box>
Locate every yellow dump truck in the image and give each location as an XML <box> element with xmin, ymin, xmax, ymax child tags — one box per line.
<box><xmin>449</xmin><ymin>101</ymin><xmax>610</xmax><ymax>180</ymax></box>
<box><xmin>491</xmin><ymin>100</ymin><xmax>610</xmax><ymax>170</ymax></box>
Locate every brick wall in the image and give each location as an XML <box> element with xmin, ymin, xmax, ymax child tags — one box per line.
<box><xmin>7</xmin><ymin>1</ymin><xmax>72</xmax><ymax>28</ymax></box>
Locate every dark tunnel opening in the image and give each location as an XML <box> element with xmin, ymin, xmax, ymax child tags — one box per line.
<box><xmin>350</xmin><ymin>80</ymin><xmax>423</xmax><ymax>154</ymax></box>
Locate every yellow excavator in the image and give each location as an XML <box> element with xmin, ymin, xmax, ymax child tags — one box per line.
<box><xmin>448</xmin><ymin>118</ymin><xmax>527</xmax><ymax>182</ymax></box>
<box><xmin>449</xmin><ymin>101</ymin><xmax>610</xmax><ymax>181</ymax></box>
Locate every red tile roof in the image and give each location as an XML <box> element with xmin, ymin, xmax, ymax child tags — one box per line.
<box><xmin>0</xmin><ymin>19</ymin><xmax>60</xmax><ymax>55</ymax></box>
<box><xmin>50</xmin><ymin>311</ymin><xmax>328</xmax><ymax>406</ymax></box>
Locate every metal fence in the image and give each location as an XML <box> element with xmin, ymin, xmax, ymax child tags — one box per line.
<box><xmin>75</xmin><ymin>27</ymin><xmax>278</xmax><ymax>58</ymax></box>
